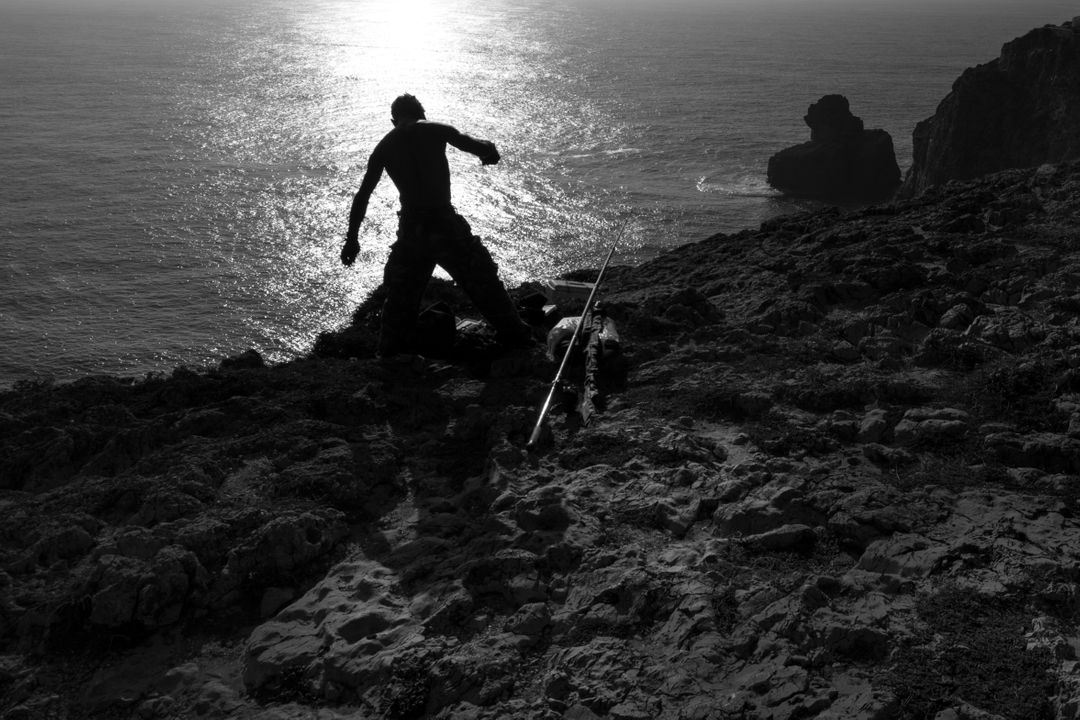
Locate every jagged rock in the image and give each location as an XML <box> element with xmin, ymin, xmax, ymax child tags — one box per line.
<box><xmin>964</xmin><ymin>310</ymin><xmax>1047</xmax><ymax>353</ymax></box>
<box><xmin>564</xmin><ymin>704</ymin><xmax>602</xmax><ymax>720</ymax></box>
<box><xmin>856</xmin><ymin>533</ymin><xmax>950</xmax><ymax>578</ymax></box>
<box><xmin>243</xmin><ymin>559</ymin><xmax>426</xmax><ymax>696</ymax></box>
<box><xmin>741</xmin><ymin>524</ymin><xmax>816</xmax><ymax>554</ymax></box>
<box><xmin>503</xmin><ymin>602</ymin><xmax>551</xmax><ymax>640</ymax></box>
<box><xmin>818</xmin><ymin>617</ymin><xmax>890</xmax><ymax>662</ymax></box>
<box><xmin>219</xmin><ymin>510</ymin><xmax>348</xmax><ymax>593</ymax></box>
<box><xmin>913</xmin><ymin>327</ymin><xmax>1002</xmax><ymax>368</ymax></box>
<box><xmin>258</xmin><ymin>587</ymin><xmax>296</xmax><ymax>619</ymax></box>
<box><xmin>514</xmin><ymin>485</ymin><xmax>572</xmax><ymax>532</ymax></box>
<box><xmin>85</xmin><ymin>545</ymin><xmax>206</xmax><ymax>630</ymax></box>
<box><xmin>715</xmin><ymin>481</ymin><xmax>826</xmax><ymax>537</ymax></box>
<box><xmin>219</xmin><ymin>349</ymin><xmax>265</xmax><ymax>370</ymax></box>
<box><xmin>857</xmin><ymin>409</ymin><xmax>891</xmax><ymax>444</ymax></box>
<box><xmin>903</xmin><ymin>19</ymin><xmax>1080</xmax><ymax>196</ymax></box>
<box><xmin>1057</xmin><ymin>660</ymin><xmax>1080</xmax><ymax>720</ymax></box>
<box><xmin>984</xmin><ymin>431</ymin><xmax>1080</xmax><ymax>472</ymax></box>
<box><xmin>893</xmin><ymin>407</ymin><xmax>970</xmax><ymax>445</ymax></box>
<box><xmin>933</xmin><ymin>704</ymin><xmax>1009</xmax><ymax>720</ymax></box>
<box><xmin>939</xmin><ymin>303</ymin><xmax>977</xmax><ymax>330</ymax></box>
<box><xmin>275</xmin><ymin>438</ymin><xmax>398</xmax><ymax>513</ymax></box>
<box><xmin>135</xmin><ymin>546</ymin><xmax>208</xmax><ymax>628</ymax></box>
<box><xmin>653</xmin><ymin>429</ymin><xmax>727</xmax><ymax>464</ymax></box>
<box><xmin>21</xmin><ymin>526</ymin><xmax>95</xmax><ymax>571</ymax></box>
<box><xmin>130</xmin><ymin>490</ymin><xmax>204</xmax><ymax>527</ymax></box>
<box><xmin>767</xmin><ymin>95</ymin><xmax>901</xmax><ymax>203</ymax></box>
<box><xmin>173</xmin><ymin>408</ymin><xmax>230</xmax><ymax>438</ymax></box>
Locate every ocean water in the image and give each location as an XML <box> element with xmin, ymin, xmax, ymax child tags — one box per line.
<box><xmin>1</xmin><ymin>0</ymin><xmax>1075</xmax><ymax>386</ymax></box>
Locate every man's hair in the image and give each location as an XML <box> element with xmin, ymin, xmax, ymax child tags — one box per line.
<box><xmin>391</xmin><ymin>94</ymin><xmax>426</xmax><ymax>122</ymax></box>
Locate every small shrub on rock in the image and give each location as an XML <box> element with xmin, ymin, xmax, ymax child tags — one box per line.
<box><xmin>885</xmin><ymin>585</ymin><xmax>1055</xmax><ymax>720</ymax></box>
<box><xmin>968</xmin><ymin>359</ymin><xmax>1063</xmax><ymax>431</ymax></box>
<box><xmin>745</xmin><ymin>416</ymin><xmax>838</xmax><ymax>457</ymax></box>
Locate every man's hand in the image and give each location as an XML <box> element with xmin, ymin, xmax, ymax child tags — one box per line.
<box><xmin>479</xmin><ymin>141</ymin><xmax>500</xmax><ymax>166</ymax></box>
<box><xmin>341</xmin><ymin>237</ymin><xmax>359</xmax><ymax>266</ymax></box>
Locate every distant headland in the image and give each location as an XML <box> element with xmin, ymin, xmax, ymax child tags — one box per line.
<box><xmin>768</xmin><ymin>16</ymin><xmax>1080</xmax><ymax>206</ymax></box>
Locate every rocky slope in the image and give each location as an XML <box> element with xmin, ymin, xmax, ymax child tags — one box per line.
<box><xmin>3</xmin><ymin>160</ymin><xmax>1080</xmax><ymax>719</ymax></box>
<box><xmin>901</xmin><ymin>17</ymin><xmax>1080</xmax><ymax>197</ymax></box>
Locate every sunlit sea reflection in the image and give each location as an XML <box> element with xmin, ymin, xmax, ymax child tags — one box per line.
<box><xmin>2</xmin><ymin>0</ymin><xmax>1075</xmax><ymax>383</ymax></box>
<box><xmin>156</xmin><ymin>0</ymin><xmax>657</xmax><ymax>371</ymax></box>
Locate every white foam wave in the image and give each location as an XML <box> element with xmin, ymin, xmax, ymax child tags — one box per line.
<box><xmin>696</xmin><ymin>174</ymin><xmax>781</xmax><ymax>198</ymax></box>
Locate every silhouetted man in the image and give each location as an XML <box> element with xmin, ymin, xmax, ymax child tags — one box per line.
<box><xmin>341</xmin><ymin>94</ymin><xmax>531</xmax><ymax>356</ymax></box>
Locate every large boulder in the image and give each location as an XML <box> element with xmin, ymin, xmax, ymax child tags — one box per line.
<box><xmin>902</xmin><ymin>18</ymin><xmax>1080</xmax><ymax>197</ymax></box>
<box><xmin>767</xmin><ymin>95</ymin><xmax>901</xmax><ymax>203</ymax></box>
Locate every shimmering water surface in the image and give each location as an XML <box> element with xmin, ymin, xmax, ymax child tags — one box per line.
<box><xmin>1</xmin><ymin>0</ymin><xmax>1074</xmax><ymax>384</ymax></box>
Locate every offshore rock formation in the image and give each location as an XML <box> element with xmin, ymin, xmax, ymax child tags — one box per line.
<box><xmin>767</xmin><ymin>95</ymin><xmax>901</xmax><ymax>204</ymax></box>
<box><xmin>902</xmin><ymin>17</ymin><xmax>1080</xmax><ymax>197</ymax></box>
<box><xmin>3</xmin><ymin>160</ymin><xmax>1080</xmax><ymax>719</ymax></box>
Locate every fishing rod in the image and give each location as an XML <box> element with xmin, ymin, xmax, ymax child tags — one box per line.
<box><xmin>526</xmin><ymin>232</ymin><xmax>622</xmax><ymax>451</ymax></box>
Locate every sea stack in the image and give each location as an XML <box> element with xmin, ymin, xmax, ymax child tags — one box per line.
<box><xmin>901</xmin><ymin>18</ymin><xmax>1080</xmax><ymax>197</ymax></box>
<box><xmin>767</xmin><ymin>94</ymin><xmax>901</xmax><ymax>204</ymax></box>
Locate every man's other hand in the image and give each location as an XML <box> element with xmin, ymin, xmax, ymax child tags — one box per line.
<box><xmin>341</xmin><ymin>237</ymin><xmax>359</xmax><ymax>266</ymax></box>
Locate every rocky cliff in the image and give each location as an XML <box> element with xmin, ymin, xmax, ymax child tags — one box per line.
<box><xmin>3</xmin><ymin>160</ymin><xmax>1080</xmax><ymax>719</ymax></box>
<box><xmin>767</xmin><ymin>95</ymin><xmax>901</xmax><ymax>204</ymax></box>
<box><xmin>902</xmin><ymin>18</ymin><xmax>1080</xmax><ymax>197</ymax></box>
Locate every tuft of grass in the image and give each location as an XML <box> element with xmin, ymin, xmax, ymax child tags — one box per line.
<box><xmin>885</xmin><ymin>585</ymin><xmax>1055</xmax><ymax>720</ymax></box>
<box><xmin>744</xmin><ymin>416</ymin><xmax>839</xmax><ymax>457</ymax></box>
<box><xmin>774</xmin><ymin>376</ymin><xmax>871</xmax><ymax>413</ymax></box>
<box><xmin>380</xmin><ymin>656</ymin><xmax>431</xmax><ymax>720</ymax></box>
<box><xmin>887</xmin><ymin>453</ymin><xmax>1011</xmax><ymax>493</ymax></box>
<box><xmin>956</xmin><ymin>359</ymin><xmax>1064</xmax><ymax>432</ymax></box>
<box><xmin>692</xmin><ymin>385</ymin><xmax>757</xmax><ymax>422</ymax></box>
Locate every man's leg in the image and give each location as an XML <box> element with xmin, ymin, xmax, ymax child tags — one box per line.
<box><xmin>432</xmin><ymin>213</ymin><xmax>532</xmax><ymax>346</ymax></box>
<box><xmin>380</xmin><ymin>239</ymin><xmax>436</xmax><ymax>356</ymax></box>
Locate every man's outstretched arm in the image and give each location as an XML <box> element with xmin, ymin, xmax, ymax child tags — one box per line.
<box><xmin>341</xmin><ymin>157</ymin><xmax>384</xmax><ymax>266</ymax></box>
<box><xmin>447</xmin><ymin>129</ymin><xmax>500</xmax><ymax>166</ymax></box>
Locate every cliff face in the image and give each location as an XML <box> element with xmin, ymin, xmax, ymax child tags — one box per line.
<box><xmin>902</xmin><ymin>18</ymin><xmax>1080</xmax><ymax>197</ymax></box>
<box><xmin>4</xmin><ymin>161</ymin><xmax>1080</xmax><ymax>720</ymax></box>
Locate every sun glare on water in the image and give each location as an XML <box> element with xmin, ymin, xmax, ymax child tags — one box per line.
<box><xmin>329</xmin><ymin>0</ymin><xmax>462</xmax><ymax>119</ymax></box>
<box><xmin>318</xmin><ymin>0</ymin><xmax>494</xmax><ymax>226</ymax></box>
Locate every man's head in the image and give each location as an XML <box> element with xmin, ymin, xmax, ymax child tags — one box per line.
<box><xmin>391</xmin><ymin>94</ymin><xmax>426</xmax><ymax>125</ymax></box>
